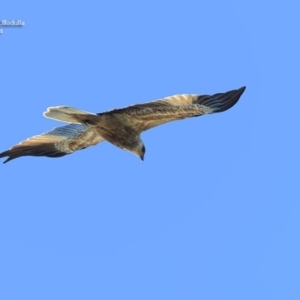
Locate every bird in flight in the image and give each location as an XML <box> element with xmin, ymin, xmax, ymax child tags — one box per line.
<box><xmin>0</xmin><ymin>86</ymin><xmax>246</xmax><ymax>163</ymax></box>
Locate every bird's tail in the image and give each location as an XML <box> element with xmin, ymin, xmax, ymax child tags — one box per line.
<box><xmin>197</xmin><ymin>86</ymin><xmax>246</xmax><ymax>113</ymax></box>
<box><xmin>43</xmin><ymin>106</ymin><xmax>99</xmax><ymax>125</ymax></box>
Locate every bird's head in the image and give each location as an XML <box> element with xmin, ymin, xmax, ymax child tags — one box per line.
<box><xmin>132</xmin><ymin>143</ymin><xmax>146</xmax><ymax>161</ymax></box>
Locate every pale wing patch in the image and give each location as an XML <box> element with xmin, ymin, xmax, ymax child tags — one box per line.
<box><xmin>0</xmin><ymin>124</ymin><xmax>105</xmax><ymax>163</ymax></box>
<box><xmin>26</xmin><ymin>124</ymin><xmax>104</xmax><ymax>152</ymax></box>
<box><xmin>161</xmin><ymin>94</ymin><xmax>198</xmax><ymax>106</ymax></box>
<box><xmin>19</xmin><ymin>125</ymin><xmax>84</xmax><ymax>148</ymax></box>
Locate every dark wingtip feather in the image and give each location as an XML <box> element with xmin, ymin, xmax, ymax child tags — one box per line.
<box><xmin>213</xmin><ymin>86</ymin><xmax>246</xmax><ymax>113</ymax></box>
<box><xmin>0</xmin><ymin>144</ymin><xmax>68</xmax><ymax>164</ymax></box>
<box><xmin>0</xmin><ymin>150</ymin><xmax>11</xmax><ymax>163</ymax></box>
<box><xmin>197</xmin><ymin>86</ymin><xmax>246</xmax><ymax>113</ymax></box>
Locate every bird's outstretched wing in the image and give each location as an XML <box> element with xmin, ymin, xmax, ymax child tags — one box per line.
<box><xmin>0</xmin><ymin>124</ymin><xmax>104</xmax><ymax>163</ymax></box>
<box><xmin>100</xmin><ymin>86</ymin><xmax>246</xmax><ymax>132</ymax></box>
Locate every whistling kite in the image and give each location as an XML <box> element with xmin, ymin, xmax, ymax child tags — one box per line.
<box><xmin>0</xmin><ymin>87</ymin><xmax>246</xmax><ymax>163</ymax></box>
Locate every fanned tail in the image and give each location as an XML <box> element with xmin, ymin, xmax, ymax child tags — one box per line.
<box><xmin>43</xmin><ymin>106</ymin><xmax>98</xmax><ymax>124</ymax></box>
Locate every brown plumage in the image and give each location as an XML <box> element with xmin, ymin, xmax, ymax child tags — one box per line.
<box><xmin>0</xmin><ymin>86</ymin><xmax>246</xmax><ymax>163</ymax></box>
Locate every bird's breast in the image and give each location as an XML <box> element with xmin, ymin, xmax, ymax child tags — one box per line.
<box><xmin>95</xmin><ymin>115</ymin><xmax>140</xmax><ymax>150</ymax></box>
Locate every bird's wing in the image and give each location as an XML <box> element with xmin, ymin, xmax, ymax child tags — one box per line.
<box><xmin>100</xmin><ymin>86</ymin><xmax>246</xmax><ymax>132</ymax></box>
<box><xmin>0</xmin><ymin>124</ymin><xmax>104</xmax><ymax>163</ymax></box>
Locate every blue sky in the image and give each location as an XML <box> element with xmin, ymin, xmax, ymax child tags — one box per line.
<box><xmin>1</xmin><ymin>1</ymin><xmax>299</xmax><ymax>299</ymax></box>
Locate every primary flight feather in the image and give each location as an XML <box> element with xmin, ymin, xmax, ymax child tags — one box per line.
<box><xmin>0</xmin><ymin>86</ymin><xmax>246</xmax><ymax>163</ymax></box>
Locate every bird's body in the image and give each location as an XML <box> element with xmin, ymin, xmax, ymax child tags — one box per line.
<box><xmin>0</xmin><ymin>86</ymin><xmax>246</xmax><ymax>163</ymax></box>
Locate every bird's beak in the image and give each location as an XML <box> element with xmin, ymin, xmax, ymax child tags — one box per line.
<box><xmin>140</xmin><ymin>154</ymin><xmax>144</xmax><ymax>161</ymax></box>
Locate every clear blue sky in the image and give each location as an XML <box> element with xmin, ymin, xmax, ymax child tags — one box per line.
<box><xmin>1</xmin><ymin>1</ymin><xmax>299</xmax><ymax>299</ymax></box>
